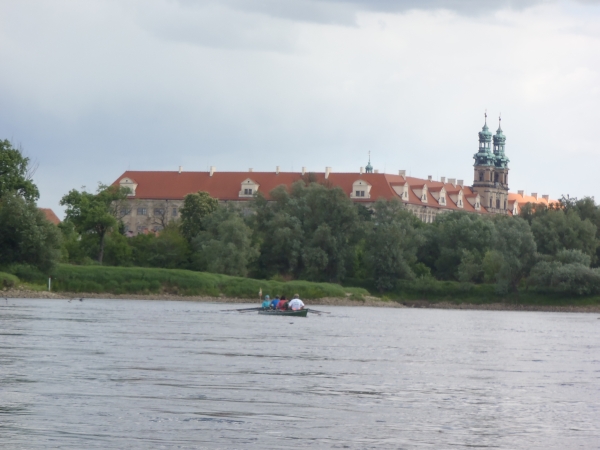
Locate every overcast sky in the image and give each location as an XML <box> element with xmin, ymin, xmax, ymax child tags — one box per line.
<box><xmin>2</xmin><ymin>0</ymin><xmax>600</xmax><ymax>216</ymax></box>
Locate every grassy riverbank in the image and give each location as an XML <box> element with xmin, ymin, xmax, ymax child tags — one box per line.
<box><xmin>3</xmin><ymin>264</ymin><xmax>600</xmax><ymax>310</ymax></box>
<box><xmin>8</xmin><ymin>264</ymin><xmax>368</xmax><ymax>300</ymax></box>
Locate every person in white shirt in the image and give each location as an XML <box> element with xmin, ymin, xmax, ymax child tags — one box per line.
<box><xmin>288</xmin><ymin>294</ymin><xmax>305</xmax><ymax>311</ymax></box>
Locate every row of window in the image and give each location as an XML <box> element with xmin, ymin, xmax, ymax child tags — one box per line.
<box><xmin>121</xmin><ymin>207</ymin><xmax>179</xmax><ymax>217</ymax></box>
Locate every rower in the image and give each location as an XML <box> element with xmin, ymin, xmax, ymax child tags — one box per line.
<box><xmin>261</xmin><ymin>295</ymin><xmax>271</xmax><ymax>309</ymax></box>
<box><xmin>277</xmin><ymin>296</ymin><xmax>289</xmax><ymax>310</ymax></box>
<box><xmin>288</xmin><ymin>294</ymin><xmax>305</xmax><ymax>311</ymax></box>
<box><xmin>270</xmin><ymin>296</ymin><xmax>280</xmax><ymax>309</ymax></box>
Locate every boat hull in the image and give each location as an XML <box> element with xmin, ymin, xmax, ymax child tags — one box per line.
<box><xmin>258</xmin><ymin>309</ymin><xmax>308</xmax><ymax>317</ymax></box>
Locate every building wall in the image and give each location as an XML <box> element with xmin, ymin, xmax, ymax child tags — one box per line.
<box><xmin>120</xmin><ymin>199</ymin><xmax>183</xmax><ymax>235</ymax></box>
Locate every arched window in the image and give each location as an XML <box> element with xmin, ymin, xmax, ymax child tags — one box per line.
<box><xmin>479</xmin><ymin>172</ymin><xmax>484</xmax><ymax>181</ymax></box>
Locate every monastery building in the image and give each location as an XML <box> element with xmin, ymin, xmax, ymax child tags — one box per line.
<box><xmin>112</xmin><ymin>116</ymin><xmax>556</xmax><ymax>235</ymax></box>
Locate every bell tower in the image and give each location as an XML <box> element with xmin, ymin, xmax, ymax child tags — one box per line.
<box><xmin>472</xmin><ymin>113</ymin><xmax>509</xmax><ymax>213</ymax></box>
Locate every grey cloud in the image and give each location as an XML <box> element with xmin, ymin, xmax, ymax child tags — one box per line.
<box><xmin>176</xmin><ymin>0</ymin><xmax>598</xmax><ymax>25</ymax></box>
<box><xmin>138</xmin><ymin>0</ymin><xmax>600</xmax><ymax>52</ymax></box>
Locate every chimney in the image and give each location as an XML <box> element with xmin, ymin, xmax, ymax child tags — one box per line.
<box><xmin>399</xmin><ymin>170</ymin><xmax>406</xmax><ymax>179</ymax></box>
<box><xmin>302</xmin><ymin>166</ymin><xmax>306</xmax><ymax>175</ymax></box>
<box><xmin>178</xmin><ymin>166</ymin><xmax>182</xmax><ymax>174</ymax></box>
<box><xmin>518</xmin><ymin>190</ymin><xmax>524</xmax><ymax>197</ymax></box>
<box><xmin>542</xmin><ymin>194</ymin><xmax>549</xmax><ymax>201</ymax></box>
<box><xmin>440</xmin><ymin>177</ymin><xmax>446</xmax><ymax>183</ymax></box>
<box><xmin>325</xmin><ymin>167</ymin><xmax>332</xmax><ymax>179</ymax></box>
<box><xmin>210</xmin><ymin>166</ymin><xmax>216</xmax><ymax>177</ymax></box>
<box><xmin>448</xmin><ymin>178</ymin><xmax>456</xmax><ymax>186</ymax></box>
<box><xmin>374</xmin><ymin>169</ymin><xmax>379</xmax><ymax>174</ymax></box>
<box><xmin>427</xmin><ymin>175</ymin><xmax>432</xmax><ymax>181</ymax></box>
<box><xmin>360</xmin><ymin>167</ymin><xmax>364</xmax><ymax>174</ymax></box>
<box><xmin>457</xmin><ymin>180</ymin><xmax>464</xmax><ymax>187</ymax></box>
<box><xmin>276</xmin><ymin>166</ymin><xmax>280</xmax><ymax>175</ymax></box>
<box><xmin>532</xmin><ymin>193</ymin><xmax>538</xmax><ymax>200</ymax></box>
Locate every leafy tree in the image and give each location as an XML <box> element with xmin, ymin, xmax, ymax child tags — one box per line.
<box><xmin>103</xmin><ymin>232</ymin><xmax>133</xmax><ymax>266</ymax></box>
<box><xmin>0</xmin><ymin>193</ymin><xmax>62</xmax><ymax>272</ymax></box>
<box><xmin>180</xmin><ymin>191</ymin><xmax>219</xmax><ymax>241</ymax></box>
<box><xmin>146</xmin><ymin>222</ymin><xmax>189</xmax><ymax>269</ymax></box>
<box><xmin>530</xmin><ymin>209</ymin><xmax>598</xmax><ymax>260</ymax></box>
<box><xmin>490</xmin><ymin>216</ymin><xmax>537</xmax><ymax>293</ymax></box>
<box><xmin>252</xmin><ymin>182</ymin><xmax>361</xmax><ymax>282</ymax></box>
<box><xmin>60</xmin><ymin>184</ymin><xmax>129</xmax><ymax>263</ymax></box>
<box><xmin>364</xmin><ymin>199</ymin><xmax>423</xmax><ymax>292</ymax></box>
<box><xmin>191</xmin><ymin>207</ymin><xmax>258</xmax><ymax>276</ymax></box>
<box><xmin>419</xmin><ymin>212</ymin><xmax>494</xmax><ymax>280</ymax></box>
<box><xmin>128</xmin><ymin>233</ymin><xmax>156</xmax><ymax>267</ymax></box>
<box><xmin>0</xmin><ymin>140</ymin><xmax>39</xmax><ymax>201</ymax></box>
<box><xmin>529</xmin><ymin>260</ymin><xmax>600</xmax><ymax>296</ymax></box>
<box><xmin>554</xmin><ymin>248</ymin><xmax>591</xmax><ymax>266</ymax></box>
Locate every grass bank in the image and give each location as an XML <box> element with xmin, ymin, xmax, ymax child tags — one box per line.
<box><xmin>31</xmin><ymin>264</ymin><xmax>369</xmax><ymax>300</ymax></box>
<box><xmin>385</xmin><ymin>279</ymin><xmax>600</xmax><ymax>308</ymax></box>
<box><xmin>4</xmin><ymin>264</ymin><xmax>600</xmax><ymax>309</ymax></box>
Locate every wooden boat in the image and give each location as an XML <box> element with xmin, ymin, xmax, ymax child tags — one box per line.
<box><xmin>258</xmin><ymin>308</ymin><xmax>308</xmax><ymax>317</ymax></box>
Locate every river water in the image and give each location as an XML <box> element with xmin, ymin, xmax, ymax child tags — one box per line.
<box><xmin>1</xmin><ymin>299</ymin><xmax>599</xmax><ymax>449</ymax></box>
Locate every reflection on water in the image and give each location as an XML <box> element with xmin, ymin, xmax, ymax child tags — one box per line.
<box><xmin>1</xmin><ymin>299</ymin><xmax>599</xmax><ymax>449</ymax></box>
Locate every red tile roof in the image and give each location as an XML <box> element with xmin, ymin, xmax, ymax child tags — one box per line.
<box><xmin>39</xmin><ymin>208</ymin><xmax>61</xmax><ymax>225</ymax></box>
<box><xmin>110</xmin><ymin>170</ymin><xmax>534</xmax><ymax>216</ymax></box>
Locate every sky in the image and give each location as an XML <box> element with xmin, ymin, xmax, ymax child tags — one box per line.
<box><xmin>1</xmin><ymin>0</ymin><xmax>600</xmax><ymax>216</ymax></box>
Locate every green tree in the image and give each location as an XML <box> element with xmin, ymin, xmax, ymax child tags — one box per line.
<box><xmin>419</xmin><ymin>212</ymin><xmax>495</xmax><ymax>281</ymax></box>
<box><xmin>191</xmin><ymin>207</ymin><xmax>258</xmax><ymax>276</ymax></box>
<box><xmin>149</xmin><ymin>222</ymin><xmax>189</xmax><ymax>269</ymax></box>
<box><xmin>490</xmin><ymin>216</ymin><xmax>537</xmax><ymax>293</ymax></box>
<box><xmin>0</xmin><ymin>140</ymin><xmax>39</xmax><ymax>201</ymax></box>
<box><xmin>60</xmin><ymin>184</ymin><xmax>129</xmax><ymax>263</ymax></box>
<box><xmin>0</xmin><ymin>193</ymin><xmax>62</xmax><ymax>272</ymax></box>
<box><xmin>180</xmin><ymin>191</ymin><xmax>219</xmax><ymax>241</ymax></box>
<box><xmin>364</xmin><ymin>199</ymin><xmax>423</xmax><ymax>292</ymax></box>
<box><xmin>251</xmin><ymin>182</ymin><xmax>361</xmax><ymax>282</ymax></box>
<box><xmin>103</xmin><ymin>232</ymin><xmax>133</xmax><ymax>266</ymax></box>
<box><xmin>530</xmin><ymin>209</ymin><xmax>597</xmax><ymax>259</ymax></box>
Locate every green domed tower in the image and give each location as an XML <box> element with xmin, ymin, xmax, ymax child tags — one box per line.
<box><xmin>493</xmin><ymin>117</ymin><xmax>509</xmax><ymax>170</ymax></box>
<box><xmin>472</xmin><ymin>113</ymin><xmax>509</xmax><ymax>214</ymax></box>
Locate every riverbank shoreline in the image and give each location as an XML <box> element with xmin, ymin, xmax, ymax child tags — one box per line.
<box><xmin>4</xmin><ymin>288</ymin><xmax>600</xmax><ymax>313</ymax></box>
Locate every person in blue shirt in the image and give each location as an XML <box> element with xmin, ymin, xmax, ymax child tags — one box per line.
<box><xmin>261</xmin><ymin>295</ymin><xmax>271</xmax><ymax>309</ymax></box>
<box><xmin>270</xmin><ymin>296</ymin><xmax>280</xmax><ymax>309</ymax></box>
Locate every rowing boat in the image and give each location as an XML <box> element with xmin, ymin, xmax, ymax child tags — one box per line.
<box><xmin>258</xmin><ymin>309</ymin><xmax>308</xmax><ymax>317</ymax></box>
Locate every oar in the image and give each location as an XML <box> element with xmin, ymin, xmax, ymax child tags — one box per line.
<box><xmin>307</xmin><ymin>308</ymin><xmax>330</xmax><ymax>314</ymax></box>
<box><xmin>221</xmin><ymin>307</ymin><xmax>262</xmax><ymax>312</ymax></box>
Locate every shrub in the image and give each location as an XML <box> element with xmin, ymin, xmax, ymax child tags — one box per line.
<box><xmin>0</xmin><ymin>272</ymin><xmax>19</xmax><ymax>289</ymax></box>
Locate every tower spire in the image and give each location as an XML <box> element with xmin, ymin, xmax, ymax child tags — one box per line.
<box><xmin>365</xmin><ymin>151</ymin><xmax>373</xmax><ymax>173</ymax></box>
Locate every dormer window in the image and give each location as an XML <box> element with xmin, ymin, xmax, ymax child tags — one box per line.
<box><xmin>119</xmin><ymin>177</ymin><xmax>138</xmax><ymax>197</ymax></box>
<box><xmin>239</xmin><ymin>178</ymin><xmax>259</xmax><ymax>198</ymax></box>
<box><xmin>350</xmin><ymin>180</ymin><xmax>372</xmax><ymax>199</ymax></box>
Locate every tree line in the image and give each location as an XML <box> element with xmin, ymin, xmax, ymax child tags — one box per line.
<box><xmin>3</xmin><ymin>139</ymin><xmax>600</xmax><ymax>297</ymax></box>
<box><xmin>57</xmin><ymin>177</ymin><xmax>600</xmax><ymax>297</ymax></box>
